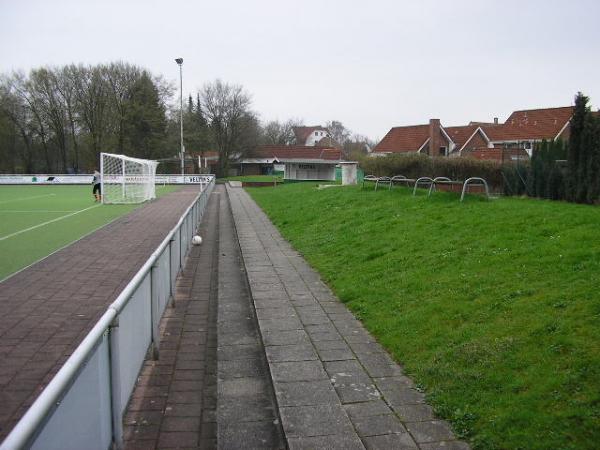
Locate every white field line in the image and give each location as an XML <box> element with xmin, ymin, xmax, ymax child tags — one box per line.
<box><xmin>1</xmin><ymin>210</ymin><xmax>78</xmax><ymax>213</ymax></box>
<box><xmin>0</xmin><ymin>210</ymin><xmax>126</xmax><ymax>284</ymax></box>
<box><xmin>0</xmin><ymin>193</ymin><xmax>56</xmax><ymax>204</ymax></box>
<box><xmin>0</xmin><ymin>204</ymin><xmax>101</xmax><ymax>242</ymax></box>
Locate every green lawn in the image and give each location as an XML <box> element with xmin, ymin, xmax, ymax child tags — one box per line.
<box><xmin>0</xmin><ymin>184</ymin><xmax>180</xmax><ymax>280</ymax></box>
<box><xmin>246</xmin><ymin>183</ymin><xmax>600</xmax><ymax>450</ymax></box>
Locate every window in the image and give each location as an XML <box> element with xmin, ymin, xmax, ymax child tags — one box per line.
<box><xmin>439</xmin><ymin>146</ymin><xmax>447</xmax><ymax>156</ymax></box>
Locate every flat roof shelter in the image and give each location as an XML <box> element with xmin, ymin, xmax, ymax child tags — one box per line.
<box><xmin>283</xmin><ymin>159</ymin><xmax>337</xmax><ymax>181</ymax></box>
<box><xmin>239</xmin><ymin>145</ymin><xmax>344</xmax><ymax>181</ymax></box>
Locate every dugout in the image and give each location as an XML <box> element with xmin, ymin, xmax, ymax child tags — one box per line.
<box><xmin>283</xmin><ymin>161</ymin><xmax>337</xmax><ymax>181</ymax></box>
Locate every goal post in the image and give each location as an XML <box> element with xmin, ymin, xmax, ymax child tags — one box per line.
<box><xmin>101</xmin><ymin>153</ymin><xmax>159</xmax><ymax>204</ymax></box>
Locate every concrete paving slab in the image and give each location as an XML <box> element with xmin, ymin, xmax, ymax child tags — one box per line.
<box><xmin>406</xmin><ymin>421</ymin><xmax>457</xmax><ymax>444</ymax></box>
<box><xmin>265</xmin><ymin>343</ymin><xmax>318</xmax><ymax>363</ymax></box>
<box><xmin>343</xmin><ymin>400</ymin><xmax>394</xmax><ymax>419</ymax></box>
<box><xmin>353</xmin><ymin>414</ymin><xmax>408</xmax><ymax>437</ymax></box>
<box><xmin>420</xmin><ymin>441</ymin><xmax>471</xmax><ymax>450</ymax></box>
<box><xmin>262</xmin><ymin>329</ymin><xmax>311</xmax><ymax>347</ymax></box>
<box><xmin>270</xmin><ymin>360</ymin><xmax>329</xmax><ymax>383</ymax></box>
<box><xmin>219</xmin><ymin>420</ymin><xmax>285</xmax><ymax>450</ymax></box>
<box><xmin>287</xmin><ymin>433</ymin><xmax>365</xmax><ymax>450</ymax></box>
<box><xmin>362</xmin><ymin>433</ymin><xmax>419</xmax><ymax>450</ymax></box>
<box><xmin>279</xmin><ymin>404</ymin><xmax>355</xmax><ymax>438</ymax></box>
<box><xmin>274</xmin><ymin>379</ymin><xmax>340</xmax><ymax>407</ymax></box>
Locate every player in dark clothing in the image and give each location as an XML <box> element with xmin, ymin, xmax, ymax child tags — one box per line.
<box><xmin>92</xmin><ymin>170</ymin><xmax>102</xmax><ymax>202</ymax></box>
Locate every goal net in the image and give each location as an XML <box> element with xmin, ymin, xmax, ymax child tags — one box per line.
<box><xmin>101</xmin><ymin>153</ymin><xmax>159</xmax><ymax>204</ymax></box>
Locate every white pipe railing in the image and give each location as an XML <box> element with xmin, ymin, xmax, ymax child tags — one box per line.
<box><xmin>1</xmin><ymin>177</ymin><xmax>215</xmax><ymax>450</ymax></box>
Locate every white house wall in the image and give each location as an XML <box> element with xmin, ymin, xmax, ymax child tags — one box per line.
<box><xmin>305</xmin><ymin>130</ymin><xmax>329</xmax><ymax>146</ymax></box>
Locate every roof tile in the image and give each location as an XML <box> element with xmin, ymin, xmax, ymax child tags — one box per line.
<box><xmin>251</xmin><ymin>145</ymin><xmax>343</xmax><ymax>161</ymax></box>
<box><xmin>483</xmin><ymin>106</ymin><xmax>573</xmax><ymax>141</ymax></box>
<box><xmin>372</xmin><ymin>125</ymin><xmax>430</xmax><ymax>153</ymax></box>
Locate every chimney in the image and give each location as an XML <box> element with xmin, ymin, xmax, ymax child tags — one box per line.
<box><xmin>429</xmin><ymin>119</ymin><xmax>441</xmax><ymax>157</ymax></box>
<box><xmin>494</xmin><ymin>117</ymin><xmax>499</xmax><ymax>125</ymax></box>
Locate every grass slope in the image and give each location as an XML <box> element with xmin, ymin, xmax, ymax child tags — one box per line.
<box><xmin>247</xmin><ymin>183</ymin><xmax>600</xmax><ymax>450</ymax></box>
<box><xmin>0</xmin><ymin>185</ymin><xmax>179</xmax><ymax>280</ymax></box>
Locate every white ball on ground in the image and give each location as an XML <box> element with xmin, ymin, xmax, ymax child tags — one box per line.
<box><xmin>192</xmin><ymin>235</ymin><xmax>203</xmax><ymax>245</ymax></box>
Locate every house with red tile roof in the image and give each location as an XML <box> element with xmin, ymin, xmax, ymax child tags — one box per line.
<box><xmin>293</xmin><ymin>126</ymin><xmax>331</xmax><ymax>146</ymax></box>
<box><xmin>239</xmin><ymin>145</ymin><xmax>344</xmax><ymax>180</ymax></box>
<box><xmin>479</xmin><ymin>106</ymin><xmax>573</xmax><ymax>154</ymax></box>
<box><xmin>373</xmin><ymin>106</ymin><xmax>578</xmax><ymax>162</ymax></box>
<box><xmin>372</xmin><ymin>119</ymin><xmax>454</xmax><ymax>157</ymax></box>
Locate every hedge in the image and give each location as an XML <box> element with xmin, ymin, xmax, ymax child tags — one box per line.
<box><xmin>359</xmin><ymin>153</ymin><xmax>508</xmax><ymax>191</ymax></box>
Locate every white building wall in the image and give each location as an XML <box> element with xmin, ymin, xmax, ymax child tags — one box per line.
<box><xmin>305</xmin><ymin>130</ymin><xmax>330</xmax><ymax>146</ymax></box>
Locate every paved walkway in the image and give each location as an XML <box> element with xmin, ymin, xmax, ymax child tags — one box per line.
<box><xmin>227</xmin><ymin>185</ymin><xmax>470</xmax><ymax>450</ymax></box>
<box><xmin>124</xmin><ymin>186</ymin><xmax>284</xmax><ymax>449</ymax></box>
<box><xmin>123</xmin><ymin>187</ymin><xmax>221</xmax><ymax>450</ymax></box>
<box><xmin>0</xmin><ymin>187</ymin><xmax>202</xmax><ymax>441</ymax></box>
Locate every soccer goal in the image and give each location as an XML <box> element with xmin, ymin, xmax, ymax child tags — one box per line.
<box><xmin>101</xmin><ymin>153</ymin><xmax>159</xmax><ymax>204</ymax></box>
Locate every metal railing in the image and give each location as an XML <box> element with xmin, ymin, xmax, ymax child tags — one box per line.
<box><xmin>1</xmin><ymin>177</ymin><xmax>215</xmax><ymax>450</ymax></box>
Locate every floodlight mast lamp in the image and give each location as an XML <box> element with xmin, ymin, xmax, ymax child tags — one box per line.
<box><xmin>175</xmin><ymin>58</ymin><xmax>184</xmax><ymax>178</ymax></box>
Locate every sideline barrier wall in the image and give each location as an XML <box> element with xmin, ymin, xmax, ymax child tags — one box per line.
<box><xmin>1</xmin><ymin>177</ymin><xmax>215</xmax><ymax>450</ymax></box>
<box><xmin>0</xmin><ymin>174</ymin><xmax>214</xmax><ymax>185</ymax></box>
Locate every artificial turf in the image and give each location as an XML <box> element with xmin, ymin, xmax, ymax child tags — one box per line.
<box><xmin>246</xmin><ymin>182</ymin><xmax>600</xmax><ymax>450</ymax></box>
<box><xmin>0</xmin><ymin>184</ymin><xmax>179</xmax><ymax>280</ymax></box>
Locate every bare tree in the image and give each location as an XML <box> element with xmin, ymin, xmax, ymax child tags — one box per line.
<box><xmin>29</xmin><ymin>68</ymin><xmax>71</xmax><ymax>171</ymax></box>
<box><xmin>57</xmin><ymin>65</ymin><xmax>82</xmax><ymax>172</ymax></box>
<box><xmin>201</xmin><ymin>80</ymin><xmax>258</xmax><ymax>176</ymax></box>
<box><xmin>343</xmin><ymin>133</ymin><xmax>375</xmax><ymax>159</ymax></box>
<box><xmin>262</xmin><ymin>118</ymin><xmax>303</xmax><ymax>145</ymax></box>
<box><xmin>105</xmin><ymin>62</ymin><xmax>141</xmax><ymax>154</ymax></box>
<box><xmin>9</xmin><ymin>72</ymin><xmax>54</xmax><ymax>172</ymax></box>
<box><xmin>73</xmin><ymin>65</ymin><xmax>112</xmax><ymax>165</ymax></box>
<box><xmin>325</xmin><ymin>120</ymin><xmax>351</xmax><ymax>147</ymax></box>
<box><xmin>0</xmin><ymin>76</ymin><xmax>36</xmax><ymax>172</ymax></box>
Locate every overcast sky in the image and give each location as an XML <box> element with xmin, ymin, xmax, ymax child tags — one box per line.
<box><xmin>1</xmin><ymin>0</ymin><xmax>599</xmax><ymax>141</ymax></box>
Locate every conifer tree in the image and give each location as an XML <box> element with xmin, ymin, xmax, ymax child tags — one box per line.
<box><xmin>196</xmin><ymin>93</ymin><xmax>206</xmax><ymax>126</ymax></box>
<box><xmin>568</xmin><ymin>92</ymin><xmax>590</xmax><ymax>202</ymax></box>
<box><xmin>122</xmin><ymin>71</ymin><xmax>167</xmax><ymax>159</ymax></box>
<box><xmin>585</xmin><ymin>115</ymin><xmax>600</xmax><ymax>203</ymax></box>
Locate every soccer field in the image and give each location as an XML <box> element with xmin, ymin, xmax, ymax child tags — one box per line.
<box><xmin>0</xmin><ymin>184</ymin><xmax>180</xmax><ymax>281</ymax></box>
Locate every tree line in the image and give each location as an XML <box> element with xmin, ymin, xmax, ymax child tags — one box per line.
<box><xmin>0</xmin><ymin>62</ymin><xmax>171</xmax><ymax>174</ymax></box>
<box><xmin>0</xmin><ymin>62</ymin><xmax>372</xmax><ymax>177</ymax></box>
<box><xmin>524</xmin><ymin>92</ymin><xmax>600</xmax><ymax>204</ymax></box>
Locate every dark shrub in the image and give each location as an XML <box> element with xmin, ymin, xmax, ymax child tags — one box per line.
<box><xmin>359</xmin><ymin>153</ymin><xmax>506</xmax><ymax>191</ymax></box>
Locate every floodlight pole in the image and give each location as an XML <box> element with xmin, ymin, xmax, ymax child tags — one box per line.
<box><xmin>175</xmin><ymin>58</ymin><xmax>184</xmax><ymax>179</ymax></box>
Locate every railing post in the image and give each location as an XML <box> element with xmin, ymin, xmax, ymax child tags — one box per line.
<box><xmin>178</xmin><ymin>227</ymin><xmax>182</xmax><ymax>271</ymax></box>
<box><xmin>169</xmin><ymin>238</ymin><xmax>175</xmax><ymax>308</ymax></box>
<box><xmin>108</xmin><ymin>317</ymin><xmax>123</xmax><ymax>450</ymax></box>
<box><xmin>150</xmin><ymin>264</ymin><xmax>159</xmax><ymax>360</ymax></box>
